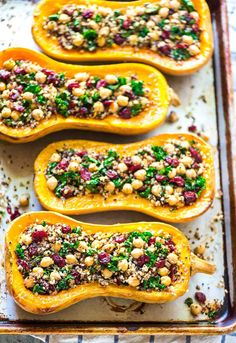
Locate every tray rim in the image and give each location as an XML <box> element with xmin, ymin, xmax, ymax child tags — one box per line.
<box><xmin>0</xmin><ymin>0</ymin><xmax>235</xmax><ymax>335</ymax></box>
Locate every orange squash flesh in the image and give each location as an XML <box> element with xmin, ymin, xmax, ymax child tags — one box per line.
<box><xmin>0</xmin><ymin>47</ymin><xmax>171</xmax><ymax>143</ymax></box>
<box><xmin>34</xmin><ymin>133</ymin><xmax>215</xmax><ymax>223</ymax></box>
<box><xmin>5</xmin><ymin>211</ymin><xmax>215</xmax><ymax>315</ymax></box>
<box><xmin>32</xmin><ymin>0</ymin><xmax>213</xmax><ymax>75</ymax></box>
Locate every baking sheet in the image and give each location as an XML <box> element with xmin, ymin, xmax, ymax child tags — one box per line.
<box><xmin>0</xmin><ymin>0</ymin><xmax>226</xmax><ymax>323</ymax></box>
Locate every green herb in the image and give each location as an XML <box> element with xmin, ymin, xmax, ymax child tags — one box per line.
<box><xmin>72</xmin><ymin>227</ymin><xmax>82</xmax><ymax>234</ymax></box>
<box><xmin>24</xmin><ymin>84</ymin><xmax>41</xmax><ymax>94</ymax></box>
<box><xmin>146</xmin><ymin>166</ymin><xmax>157</xmax><ymax>178</ymax></box>
<box><xmin>143</xmin><ymin>276</ymin><xmax>166</xmax><ymax>290</ymax></box>
<box><xmin>58</xmin><ymin>171</ymin><xmax>81</xmax><ymax>186</ymax></box>
<box><xmin>55</xmin><ymin>91</ymin><xmax>70</xmax><ymax>117</ymax></box>
<box><xmin>131</xmin><ymin>79</ymin><xmax>144</xmax><ymax>96</ymax></box>
<box><xmin>95</xmin><ymin>14</ymin><xmax>102</xmax><ymax>23</ymax></box>
<box><xmin>15</xmin><ymin>243</ymin><xmax>25</xmax><ymax>259</ymax></box>
<box><xmin>113</xmin><ymin>178</ymin><xmax>122</xmax><ymax>188</ymax></box>
<box><xmin>151</xmin><ymin>146</ymin><xmax>167</xmax><ymax>161</ymax></box>
<box><xmin>41</xmin><ymin>221</ymin><xmax>47</xmax><ymax>227</ymax></box>
<box><xmin>208</xmin><ymin>310</ymin><xmax>218</xmax><ymax>319</ymax></box>
<box><xmin>37</xmin><ymin>95</ymin><xmax>46</xmax><ymax>104</ymax></box>
<box><xmin>59</xmin><ymin>241</ymin><xmax>79</xmax><ymax>256</ymax></box>
<box><xmin>92</xmin><ymin>92</ymin><xmax>100</xmax><ymax>102</ymax></box>
<box><xmin>184</xmin><ymin>297</ymin><xmax>193</xmax><ymax>307</ymax></box>
<box><xmin>139</xmin><ymin>27</ymin><xmax>149</xmax><ymax>37</ymax></box>
<box><xmin>171</xmin><ymin>48</ymin><xmax>191</xmax><ymax>61</ymax></box>
<box><xmin>33</xmin><ymin>284</ymin><xmax>46</xmax><ymax>294</ymax></box>
<box><xmin>86</xmin><ymin>178</ymin><xmax>100</xmax><ymax>193</ymax></box>
<box><xmin>56</xmin><ymin>279</ymin><xmax>69</xmax><ymax>291</ymax></box>
<box><xmin>83</xmin><ymin>29</ymin><xmax>98</xmax><ymax>40</ymax></box>
<box><xmin>182</xmin><ymin>0</ymin><xmax>195</xmax><ymax>11</ymax></box>
<box><xmin>158</xmin><ymin>19</ymin><xmax>167</xmax><ymax>29</ymax></box>
<box><xmin>73</xmin><ymin>19</ymin><xmax>80</xmax><ymax>26</ymax></box>
<box><xmin>47</xmin><ymin>161</ymin><xmax>58</xmax><ymax>174</ymax></box>
<box><xmin>48</xmin><ymin>13</ymin><xmax>60</xmax><ymax>21</ymax></box>
<box><xmin>118</xmin><ymin>77</ymin><xmax>127</xmax><ymax>86</ymax></box>
<box><xmin>145</xmin><ymin>250</ymin><xmax>157</xmax><ymax>267</ymax></box>
<box><xmin>114</xmin><ymin>9</ymin><xmax>121</xmax><ymax>16</ymax></box>
<box><xmin>107</xmin><ymin>255</ymin><xmax>127</xmax><ymax>271</ymax></box>
<box><xmin>131</xmin><ymin>103</ymin><xmax>142</xmax><ymax>116</ymax></box>
<box><xmin>86</xmin><ymin>248</ymin><xmax>98</xmax><ymax>256</ymax></box>
<box><xmin>185</xmin><ymin>176</ymin><xmax>206</xmax><ymax>195</ymax></box>
<box><xmin>124</xmin><ymin>231</ymin><xmax>152</xmax><ymax>251</ymax></box>
<box><xmin>159</xmin><ymin>166</ymin><xmax>172</xmax><ymax>176</ymax></box>
<box><xmin>139</xmin><ymin>186</ymin><xmax>151</xmax><ymax>198</ymax></box>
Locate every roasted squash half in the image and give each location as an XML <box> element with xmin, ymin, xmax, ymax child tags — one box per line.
<box><xmin>0</xmin><ymin>48</ymin><xmax>172</xmax><ymax>143</ymax></box>
<box><xmin>32</xmin><ymin>0</ymin><xmax>213</xmax><ymax>75</ymax></box>
<box><xmin>5</xmin><ymin>211</ymin><xmax>215</xmax><ymax>314</ymax></box>
<box><xmin>34</xmin><ymin>133</ymin><xmax>215</xmax><ymax>223</ymax></box>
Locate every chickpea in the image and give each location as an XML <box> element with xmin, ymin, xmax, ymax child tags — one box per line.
<box><xmin>169</xmin><ymin>0</ymin><xmax>180</xmax><ymax>10</ymax></box>
<box><xmin>194</xmin><ymin>244</ymin><xmax>205</xmax><ymax>255</ymax></box>
<box><xmin>1</xmin><ymin>107</ymin><xmax>11</xmax><ymax>118</ymax></box>
<box><xmin>151</xmin><ymin>184</ymin><xmax>162</xmax><ymax>197</ymax></box>
<box><xmin>99</xmin><ymin>87</ymin><xmax>112</xmax><ymax>99</ymax></box>
<box><xmin>35</xmin><ymin>224</ymin><xmax>45</xmax><ymax>231</ymax></box>
<box><xmin>164</xmin><ymin>143</ymin><xmax>175</xmax><ymax>154</ymax></box>
<box><xmin>118</xmin><ymin>259</ymin><xmax>128</xmax><ymax>271</ymax></box>
<box><xmin>32</xmin><ymin>267</ymin><xmax>44</xmax><ymax>278</ymax></box>
<box><xmin>85</xmin><ymin>256</ymin><xmax>94</xmax><ymax>267</ymax></box>
<box><xmin>134</xmin><ymin>169</ymin><xmax>146</xmax><ymax>181</ymax></box>
<box><xmin>131</xmin><ymin>155</ymin><xmax>142</xmax><ymax>165</ymax></box>
<box><xmin>118</xmin><ymin>162</ymin><xmax>128</xmax><ymax>173</ymax></box>
<box><xmin>189</xmin><ymin>45</ymin><xmax>201</xmax><ymax>56</ymax></box>
<box><xmin>180</xmin><ymin>156</ymin><xmax>193</xmax><ymax>167</ymax></box>
<box><xmin>77</xmin><ymin>241</ymin><xmax>88</xmax><ymax>252</ymax></box>
<box><xmin>119</xmin><ymin>85</ymin><xmax>132</xmax><ymax>93</ymax></box>
<box><xmin>40</xmin><ymin>256</ymin><xmax>54</xmax><ymax>268</ymax></box>
<box><xmin>190</xmin><ymin>303</ymin><xmax>202</xmax><ymax>316</ymax></box>
<box><xmin>21</xmin><ymin>234</ymin><xmax>32</xmax><ymax>245</ymax></box>
<box><xmin>2</xmin><ymin>90</ymin><xmax>9</xmax><ymax>99</ymax></box>
<box><xmin>72</xmin><ymin>87</ymin><xmax>85</xmax><ymax>97</ymax></box>
<box><xmin>117</xmin><ymin>95</ymin><xmax>129</xmax><ymax>107</ymax></box>
<box><xmin>131</xmin><ymin>248</ymin><xmax>143</xmax><ymax>259</ymax></box>
<box><xmin>99</xmin><ymin>27</ymin><xmax>109</xmax><ymax>36</ymax></box>
<box><xmin>97</xmin><ymin>36</ymin><xmax>106</xmax><ymax>47</ymax></box>
<box><xmin>0</xmin><ymin>82</ymin><xmax>6</xmax><ymax>91</ymax></box>
<box><xmin>93</xmin><ymin>101</ymin><xmax>104</xmax><ymax>113</ymax></box>
<box><xmin>47</xmin><ymin>176</ymin><xmax>58</xmax><ymax>191</ymax></box>
<box><xmin>151</xmin><ymin>161</ymin><xmax>164</xmax><ymax>170</ymax></box>
<box><xmin>74</xmin><ymin>72</ymin><xmax>89</xmax><ymax>82</ymax></box>
<box><xmin>132</xmin><ymin>179</ymin><xmax>143</xmax><ymax>190</ymax></box>
<box><xmin>149</xmin><ymin>31</ymin><xmax>160</xmax><ymax>40</ymax></box>
<box><xmin>53</xmin><ymin>242</ymin><xmax>61</xmax><ymax>252</ymax></box>
<box><xmin>167</xmin><ymin>253</ymin><xmax>178</xmax><ymax>264</ymax></box>
<box><xmin>3</xmin><ymin>59</ymin><xmax>15</xmax><ymax>70</ymax></box>
<box><xmin>165</xmin><ymin>185</ymin><xmax>174</xmax><ymax>195</ymax></box>
<box><xmin>89</xmin><ymin>20</ymin><xmax>99</xmax><ymax>30</ymax></box>
<box><xmin>180</xmin><ymin>141</ymin><xmax>190</xmax><ymax>149</ymax></box>
<box><xmin>91</xmin><ymin>239</ymin><xmax>102</xmax><ymax>249</ymax></box>
<box><xmin>47</xmin><ymin>21</ymin><xmax>58</xmax><ymax>30</ymax></box>
<box><xmin>11</xmin><ymin>110</ymin><xmax>20</xmax><ymax>121</ymax></box>
<box><xmin>122</xmin><ymin>183</ymin><xmax>133</xmax><ymax>194</ymax></box>
<box><xmin>68</xmin><ymin>161</ymin><xmax>79</xmax><ymax>172</ymax></box>
<box><xmin>19</xmin><ymin>194</ymin><xmax>29</xmax><ymax>207</ymax></box>
<box><xmin>160</xmin><ymin>0</ymin><xmax>170</xmax><ymax>6</ymax></box>
<box><xmin>24</xmin><ymin>277</ymin><xmax>35</xmax><ymax>289</ymax></box>
<box><xmin>167</xmin><ymin>195</ymin><xmax>179</xmax><ymax>206</ymax></box>
<box><xmin>35</xmin><ymin>71</ymin><xmax>47</xmax><ymax>83</ymax></box>
<box><xmin>168</xmin><ymin>168</ymin><xmax>177</xmax><ymax>178</ymax></box>
<box><xmin>161</xmin><ymin>276</ymin><xmax>171</xmax><ymax>286</ymax></box>
<box><xmin>105</xmin><ymin>181</ymin><xmax>115</xmax><ymax>193</ymax></box>
<box><xmin>109</xmin><ymin>101</ymin><xmax>119</xmax><ymax>113</ymax></box>
<box><xmin>158</xmin><ymin>267</ymin><xmax>169</xmax><ymax>276</ymax></box>
<box><xmin>128</xmin><ymin>275</ymin><xmax>140</xmax><ymax>287</ymax></box>
<box><xmin>50</xmin><ymin>152</ymin><xmax>61</xmax><ymax>163</ymax></box>
<box><xmin>102</xmin><ymin>268</ymin><xmax>113</xmax><ymax>279</ymax></box>
<box><xmin>105</xmin><ymin>74</ymin><xmax>118</xmax><ymax>85</ymax></box>
<box><xmin>128</xmin><ymin>34</ymin><xmax>138</xmax><ymax>45</ymax></box>
<box><xmin>186</xmin><ymin>169</ymin><xmax>197</xmax><ymax>179</ymax></box>
<box><xmin>190</xmin><ymin>11</ymin><xmax>199</xmax><ymax>22</ymax></box>
<box><xmin>182</xmin><ymin>35</ymin><xmax>194</xmax><ymax>45</ymax></box>
<box><xmin>50</xmin><ymin>271</ymin><xmax>61</xmax><ymax>281</ymax></box>
<box><xmin>176</xmin><ymin>164</ymin><xmax>186</xmax><ymax>175</ymax></box>
<box><xmin>133</xmin><ymin>237</ymin><xmax>145</xmax><ymax>248</ymax></box>
<box><xmin>59</xmin><ymin>13</ymin><xmax>70</xmax><ymax>23</ymax></box>
<box><xmin>32</xmin><ymin>109</ymin><xmax>44</xmax><ymax>121</ymax></box>
<box><xmin>66</xmin><ymin>254</ymin><xmax>77</xmax><ymax>265</ymax></box>
<box><xmin>88</xmin><ymin>163</ymin><xmax>98</xmax><ymax>172</ymax></box>
<box><xmin>159</xmin><ymin>7</ymin><xmax>169</xmax><ymax>18</ymax></box>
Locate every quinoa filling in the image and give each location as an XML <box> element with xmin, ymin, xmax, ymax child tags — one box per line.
<box><xmin>45</xmin><ymin>138</ymin><xmax>206</xmax><ymax>208</ymax></box>
<box><xmin>0</xmin><ymin>59</ymin><xmax>150</xmax><ymax>128</ymax></box>
<box><xmin>16</xmin><ymin>221</ymin><xmax>181</xmax><ymax>295</ymax></box>
<box><xmin>43</xmin><ymin>0</ymin><xmax>201</xmax><ymax>60</ymax></box>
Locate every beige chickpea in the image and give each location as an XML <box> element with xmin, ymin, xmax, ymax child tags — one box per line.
<box><xmin>180</xmin><ymin>141</ymin><xmax>190</xmax><ymax>149</ymax></box>
<box><xmin>194</xmin><ymin>244</ymin><xmax>205</xmax><ymax>255</ymax></box>
<box><xmin>0</xmin><ymin>82</ymin><xmax>6</xmax><ymax>91</ymax></box>
<box><xmin>24</xmin><ymin>277</ymin><xmax>35</xmax><ymax>289</ymax></box>
<box><xmin>21</xmin><ymin>233</ymin><xmax>32</xmax><ymax>245</ymax></box>
<box><xmin>22</xmin><ymin>92</ymin><xmax>34</xmax><ymax>101</ymax></box>
<box><xmin>167</xmin><ymin>253</ymin><xmax>178</xmax><ymax>264</ymax></box>
<box><xmin>132</xmin><ymin>179</ymin><xmax>143</xmax><ymax>190</ymax></box>
<box><xmin>164</xmin><ymin>143</ymin><xmax>175</xmax><ymax>154</ymax></box>
<box><xmin>33</xmin><ymin>267</ymin><xmax>44</xmax><ymax>278</ymax></box>
<box><xmin>93</xmin><ymin>101</ymin><xmax>104</xmax><ymax>113</ymax></box>
<box><xmin>190</xmin><ymin>11</ymin><xmax>199</xmax><ymax>22</ymax></box>
<box><xmin>134</xmin><ymin>169</ymin><xmax>146</xmax><ymax>181</ymax></box>
<box><xmin>131</xmin><ymin>248</ymin><xmax>143</xmax><ymax>259</ymax></box>
<box><xmin>105</xmin><ymin>74</ymin><xmax>118</xmax><ymax>85</ymax></box>
<box><xmin>117</xmin><ymin>95</ymin><xmax>129</xmax><ymax>107</ymax></box>
<box><xmin>40</xmin><ymin>256</ymin><xmax>54</xmax><ymax>268</ymax></box>
<box><xmin>74</xmin><ymin>72</ymin><xmax>89</xmax><ymax>82</ymax></box>
<box><xmin>151</xmin><ymin>184</ymin><xmax>162</xmax><ymax>197</ymax></box>
<box><xmin>119</xmin><ymin>85</ymin><xmax>132</xmax><ymax>93</ymax></box>
<box><xmin>167</xmin><ymin>195</ymin><xmax>179</xmax><ymax>206</ymax></box>
<box><xmin>47</xmin><ymin>176</ymin><xmax>58</xmax><ymax>191</ymax></box>
<box><xmin>68</xmin><ymin>161</ymin><xmax>79</xmax><ymax>172</ymax></box>
<box><xmin>11</xmin><ymin>110</ymin><xmax>20</xmax><ymax>121</ymax></box>
<box><xmin>182</xmin><ymin>35</ymin><xmax>194</xmax><ymax>45</ymax></box>
<box><xmin>189</xmin><ymin>45</ymin><xmax>201</xmax><ymax>56</ymax></box>
<box><xmin>105</xmin><ymin>181</ymin><xmax>115</xmax><ymax>193</ymax></box>
<box><xmin>127</xmin><ymin>275</ymin><xmax>140</xmax><ymax>287</ymax></box>
<box><xmin>169</xmin><ymin>0</ymin><xmax>180</xmax><ymax>10</ymax></box>
<box><xmin>2</xmin><ymin>90</ymin><xmax>9</xmax><ymax>99</ymax></box>
<box><xmin>160</xmin><ymin>0</ymin><xmax>170</xmax><ymax>6</ymax></box>
<box><xmin>91</xmin><ymin>239</ymin><xmax>102</xmax><ymax>249</ymax></box>
<box><xmin>186</xmin><ymin>169</ymin><xmax>197</xmax><ymax>179</ymax></box>
<box><xmin>66</xmin><ymin>254</ymin><xmax>78</xmax><ymax>265</ymax></box>
<box><xmin>118</xmin><ymin>162</ymin><xmax>128</xmax><ymax>173</ymax></box>
<box><xmin>89</xmin><ymin>20</ymin><xmax>99</xmax><ymax>30</ymax></box>
<box><xmin>59</xmin><ymin>13</ymin><xmax>70</xmax><ymax>23</ymax></box>
<box><xmin>151</xmin><ymin>161</ymin><xmax>164</xmax><ymax>170</ymax></box>
<box><xmin>19</xmin><ymin>194</ymin><xmax>29</xmax><ymax>207</ymax></box>
<box><xmin>165</xmin><ymin>185</ymin><xmax>174</xmax><ymax>195</ymax></box>
<box><xmin>50</xmin><ymin>152</ymin><xmax>61</xmax><ymax>163</ymax></box>
<box><xmin>133</xmin><ymin>237</ymin><xmax>145</xmax><ymax>248</ymax></box>
<box><xmin>122</xmin><ymin>183</ymin><xmax>133</xmax><ymax>195</ymax></box>
<box><xmin>77</xmin><ymin>241</ymin><xmax>88</xmax><ymax>252</ymax></box>
<box><xmin>53</xmin><ymin>242</ymin><xmax>61</xmax><ymax>252</ymax></box>
<box><xmin>34</xmin><ymin>224</ymin><xmax>45</xmax><ymax>231</ymax></box>
<box><xmin>84</xmin><ymin>256</ymin><xmax>94</xmax><ymax>267</ymax></box>
<box><xmin>161</xmin><ymin>276</ymin><xmax>171</xmax><ymax>286</ymax></box>
<box><xmin>181</xmin><ymin>156</ymin><xmax>193</xmax><ymax>167</ymax></box>
<box><xmin>168</xmin><ymin>168</ymin><xmax>177</xmax><ymax>179</ymax></box>
<box><xmin>158</xmin><ymin>267</ymin><xmax>169</xmax><ymax>276</ymax></box>
<box><xmin>147</xmin><ymin>20</ymin><xmax>155</xmax><ymax>28</ymax></box>
<box><xmin>149</xmin><ymin>31</ymin><xmax>160</xmax><ymax>40</ymax></box>
<box><xmin>128</xmin><ymin>34</ymin><xmax>138</xmax><ymax>45</ymax></box>
<box><xmin>118</xmin><ymin>247</ymin><xmax>127</xmax><ymax>255</ymax></box>
<box><xmin>99</xmin><ymin>87</ymin><xmax>112</xmax><ymax>99</ymax></box>
<box><xmin>35</xmin><ymin>71</ymin><xmax>47</xmax><ymax>83</ymax></box>
<box><xmin>50</xmin><ymin>271</ymin><xmax>61</xmax><ymax>281</ymax></box>
<box><xmin>46</xmin><ymin>20</ymin><xmax>57</xmax><ymax>30</ymax></box>
<box><xmin>88</xmin><ymin>163</ymin><xmax>98</xmax><ymax>172</ymax></box>
<box><xmin>176</xmin><ymin>164</ymin><xmax>186</xmax><ymax>175</ymax></box>
<box><xmin>131</xmin><ymin>155</ymin><xmax>142</xmax><ymax>165</ymax></box>
<box><xmin>118</xmin><ymin>259</ymin><xmax>128</xmax><ymax>271</ymax></box>
<box><xmin>3</xmin><ymin>59</ymin><xmax>15</xmax><ymax>70</ymax></box>
<box><xmin>99</xmin><ymin>27</ymin><xmax>109</xmax><ymax>36</ymax></box>
<box><xmin>97</xmin><ymin>36</ymin><xmax>106</xmax><ymax>47</ymax></box>
<box><xmin>190</xmin><ymin>303</ymin><xmax>202</xmax><ymax>316</ymax></box>
<box><xmin>1</xmin><ymin>107</ymin><xmax>11</xmax><ymax>118</ymax></box>
<box><xmin>109</xmin><ymin>101</ymin><xmax>119</xmax><ymax>113</ymax></box>
<box><xmin>32</xmin><ymin>109</ymin><xmax>44</xmax><ymax>121</ymax></box>
<box><xmin>72</xmin><ymin>87</ymin><xmax>85</xmax><ymax>97</ymax></box>
<box><xmin>159</xmin><ymin>7</ymin><xmax>169</xmax><ymax>18</ymax></box>
<box><xmin>102</xmin><ymin>268</ymin><xmax>113</xmax><ymax>279</ymax></box>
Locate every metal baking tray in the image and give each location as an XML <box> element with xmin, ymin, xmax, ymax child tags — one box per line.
<box><xmin>0</xmin><ymin>0</ymin><xmax>235</xmax><ymax>335</ymax></box>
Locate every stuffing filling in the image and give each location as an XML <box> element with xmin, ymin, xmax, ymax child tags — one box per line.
<box><xmin>16</xmin><ymin>221</ymin><xmax>181</xmax><ymax>295</ymax></box>
<box><xmin>43</xmin><ymin>0</ymin><xmax>201</xmax><ymax>60</ymax></box>
<box><xmin>45</xmin><ymin>137</ymin><xmax>206</xmax><ymax>208</ymax></box>
<box><xmin>0</xmin><ymin>59</ymin><xmax>150</xmax><ymax>128</ymax></box>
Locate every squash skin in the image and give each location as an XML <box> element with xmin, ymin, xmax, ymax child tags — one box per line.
<box><xmin>5</xmin><ymin>211</ymin><xmax>192</xmax><ymax>314</ymax></box>
<box><xmin>32</xmin><ymin>0</ymin><xmax>213</xmax><ymax>75</ymax></box>
<box><xmin>34</xmin><ymin>133</ymin><xmax>215</xmax><ymax>223</ymax></box>
<box><xmin>0</xmin><ymin>48</ymin><xmax>170</xmax><ymax>143</ymax></box>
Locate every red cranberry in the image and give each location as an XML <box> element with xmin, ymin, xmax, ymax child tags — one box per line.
<box><xmin>14</xmin><ymin>104</ymin><xmax>24</xmax><ymax>112</ymax></box>
<box><xmin>17</xmin><ymin>259</ymin><xmax>29</xmax><ymax>270</ymax></box>
<box><xmin>98</xmin><ymin>252</ymin><xmax>110</xmax><ymax>264</ymax></box>
<box><xmin>96</xmin><ymin>79</ymin><xmax>107</xmax><ymax>89</ymax></box>
<box><xmin>52</xmin><ymin>253</ymin><xmax>66</xmax><ymax>267</ymax></box>
<box><xmin>137</xmin><ymin>254</ymin><xmax>150</xmax><ymax>267</ymax></box>
<box><xmin>155</xmin><ymin>259</ymin><xmax>166</xmax><ymax>268</ymax></box>
<box><xmin>86</xmin><ymin>79</ymin><xmax>94</xmax><ymax>88</ymax></box>
<box><xmin>156</xmin><ymin>174</ymin><xmax>167</xmax><ymax>182</ymax></box>
<box><xmin>82</xmin><ymin>9</ymin><xmax>93</xmax><ymax>18</ymax></box>
<box><xmin>137</xmin><ymin>185</ymin><xmax>148</xmax><ymax>192</ymax></box>
<box><xmin>67</xmin><ymin>82</ymin><xmax>80</xmax><ymax>91</ymax></box>
<box><xmin>189</xmin><ymin>147</ymin><xmax>202</xmax><ymax>163</ymax></box>
<box><xmin>76</xmin><ymin>150</ymin><xmax>87</xmax><ymax>157</ymax></box>
<box><xmin>170</xmin><ymin>176</ymin><xmax>185</xmax><ymax>187</ymax></box>
<box><xmin>106</xmin><ymin>170</ymin><xmax>118</xmax><ymax>180</ymax></box>
<box><xmin>176</xmin><ymin>43</ymin><xmax>188</xmax><ymax>49</ymax></box>
<box><xmin>80</xmin><ymin>168</ymin><xmax>91</xmax><ymax>181</ymax></box>
<box><xmin>165</xmin><ymin>157</ymin><xmax>179</xmax><ymax>167</ymax></box>
<box><xmin>124</xmin><ymin>90</ymin><xmax>135</xmax><ymax>100</ymax></box>
<box><xmin>32</xmin><ymin>230</ymin><xmax>48</xmax><ymax>242</ymax></box>
<box><xmin>63</xmin><ymin>7</ymin><xmax>74</xmax><ymax>16</ymax></box>
<box><xmin>28</xmin><ymin>244</ymin><xmax>38</xmax><ymax>257</ymax></box>
<box><xmin>122</xmin><ymin>19</ymin><xmax>131</xmax><ymax>29</ymax></box>
<box><xmin>79</xmin><ymin>107</ymin><xmax>89</xmax><ymax>116</ymax></box>
<box><xmin>103</xmin><ymin>100</ymin><xmax>113</xmax><ymax>107</ymax></box>
<box><xmin>71</xmin><ymin>270</ymin><xmax>81</xmax><ymax>284</ymax></box>
<box><xmin>188</xmin><ymin>124</ymin><xmax>197</xmax><ymax>132</ymax></box>
<box><xmin>42</xmin><ymin>68</ymin><xmax>54</xmax><ymax>76</ymax></box>
<box><xmin>9</xmin><ymin>90</ymin><xmax>19</xmax><ymax>100</ymax></box>
<box><xmin>169</xmin><ymin>265</ymin><xmax>177</xmax><ymax>282</ymax></box>
<box><xmin>159</xmin><ymin>44</ymin><xmax>171</xmax><ymax>56</ymax></box>
<box><xmin>161</xmin><ymin>30</ymin><xmax>170</xmax><ymax>39</ymax></box>
<box><xmin>0</xmin><ymin>69</ymin><xmax>10</xmax><ymax>80</ymax></box>
<box><xmin>14</xmin><ymin>67</ymin><xmax>26</xmax><ymax>75</ymax></box>
<box><xmin>114</xmin><ymin>34</ymin><xmax>126</xmax><ymax>45</ymax></box>
<box><xmin>62</xmin><ymin>188</ymin><xmax>74</xmax><ymax>199</ymax></box>
<box><xmin>148</xmin><ymin>237</ymin><xmax>156</xmax><ymax>246</ymax></box>
<box><xmin>49</xmin><ymin>284</ymin><xmax>56</xmax><ymax>292</ymax></box>
<box><xmin>62</xmin><ymin>225</ymin><xmax>71</xmax><ymax>234</ymax></box>
<box><xmin>183</xmin><ymin>191</ymin><xmax>197</xmax><ymax>205</ymax></box>
<box><xmin>17</xmin><ymin>85</ymin><xmax>23</xmax><ymax>93</ymax></box>
<box><xmin>7</xmin><ymin>206</ymin><xmax>21</xmax><ymax>221</ymax></box>
<box><xmin>115</xmin><ymin>235</ymin><xmax>126</xmax><ymax>243</ymax></box>
<box><xmin>118</xmin><ymin>107</ymin><xmax>131</xmax><ymax>119</ymax></box>
<box><xmin>192</xmin><ymin>23</ymin><xmax>199</xmax><ymax>32</ymax></box>
<box><xmin>195</xmin><ymin>291</ymin><xmax>206</xmax><ymax>304</ymax></box>
<box><xmin>166</xmin><ymin>239</ymin><xmax>175</xmax><ymax>252</ymax></box>
<box><xmin>58</xmin><ymin>159</ymin><xmax>69</xmax><ymax>170</ymax></box>
<box><xmin>69</xmin><ymin>100</ymin><xmax>77</xmax><ymax>109</ymax></box>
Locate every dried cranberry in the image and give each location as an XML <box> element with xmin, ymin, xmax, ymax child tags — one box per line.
<box><xmin>137</xmin><ymin>185</ymin><xmax>148</xmax><ymax>192</ymax></box>
<box><xmin>192</xmin><ymin>162</ymin><xmax>199</xmax><ymax>169</ymax></box>
<box><xmin>80</xmin><ymin>168</ymin><xmax>91</xmax><ymax>181</ymax></box>
<box><xmin>170</xmin><ymin>176</ymin><xmax>185</xmax><ymax>187</ymax></box>
<box><xmin>69</xmin><ymin>100</ymin><xmax>77</xmax><ymax>109</ymax></box>
<box><xmin>183</xmin><ymin>191</ymin><xmax>197</xmax><ymax>205</ymax></box>
<box><xmin>58</xmin><ymin>159</ymin><xmax>69</xmax><ymax>170</ymax></box>
<box><xmin>124</xmin><ymin>90</ymin><xmax>135</xmax><ymax>100</ymax></box>
<box><xmin>14</xmin><ymin>67</ymin><xmax>26</xmax><ymax>75</ymax></box>
<box><xmin>67</xmin><ymin>82</ymin><xmax>80</xmax><ymax>90</ymax></box>
<box><xmin>62</xmin><ymin>188</ymin><xmax>74</xmax><ymax>199</ymax></box>
<box><xmin>165</xmin><ymin>156</ymin><xmax>179</xmax><ymax>167</ymax></box>
<box><xmin>159</xmin><ymin>45</ymin><xmax>171</xmax><ymax>56</ymax></box>
<box><xmin>47</xmin><ymin>74</ymin><xmax>60</xmax><ymax>86</ymax></box>
<box><xmin>176</xmin><ymin>43</ymin><xmax>188</xmax><ymax>50</ymax></box>
<box><xmin>192</xmin><ymin>23</ymin><xmax>199</xmax><ymax>32</ymax></box>
<box><xmin>82</xmin><ymin>9</ymin><xmax>93</xmax><ymax>18</ymax></box>
<box><xmin>9</xmin><ymin>90</ymin><xmax>19</xmax><ymax>100</ymax></box>
<box><xmin>188</xmin><ymin>124</ymin><xmax>197</xmax><ymax>132</ymax></box>
<box><xmin>122</xmin><ymin>19</ymin><xmax>131</xmax><ymax>29</ymax></box>
<box><xmin>148</xmin><ymin>237</ymin><xmax>156</xmax><ymax>246</ymax></box>
<box><xmin>63</xmin><ymin>7</ymin><xmax>74</xmax><ymax>15</ymax></box>
<box><xmin>52</xmin><ymin>253</ymin><xmax>66</xmax><ymax>267</ymax></box>
<box><xmin>155</xmin><ymin>174</ymin><xmax>167</xmax><ymax>182</ymax></box>
<box><xmin>42</xmin><ymin>68</ymin><xmax>54</xmax><ymax>76</ymax></box>
<box><xmin>195</xmin><ymin>291</ymin><xmax>206</xmax><ymax>304</ymax></box>
<box><xmin>49</xmin><ymin>284</ymin><xmax>56</xmax><ymax>292</ymax></box>
<box><xmin>118</xmin><ymin>107</ymin><xmax>131</xmax><ymax>119</ymax></box>
<box><xmin>17</xmin><ymin>85</ymin><xmax>23</xmax><ymax>93</ymax></box>
<box><xmin>86</xmin><ymin>79</ymin><xmax>94</xmax><ymax>88</ymax></box>
<box><xmin>189</xmin><ymin>147</ymin><xmax>202</xmax><ymax>163</ymax></box>
<box><xmin>0</xmin><ymin>69</ymin><xmax>10</xmax><ymax>80</ymax></box>
<box><xmin>32</xmin><ymin>230</ymin><xmax>48</xmax><ymax>242</ymax></box>
<box><xmin>41</xmin><ymin>280</ymin><xmax>50</xmax><ymax>293</ymax></box>
<box><xmin>155</xmin><ymin>259</ymin><xmax>166</xmax><ymax>268</ymax></box>
<box><xmin>7</xmin><ymin>206</ymin><xmax>21</xmax><ymax>221</ymax></box>
<box><xmin>169</xmin><ymin>265</ymin><xmax>177</xmax><ymax>282</ymax></box>
<box><xmin>71</xmin><ymin>271</ymin><xmax>81</xmax><ymax>284</ymax></box>
<box><xmin>17</xmin><ymin>259</ymin><xmax>29</xmax><ymax>270</ymax></box>
<box><xmin>166</xmin><ymin>239</ymin><xmax>175</xmax><ymax>252</ymax></box>
<box><xmin>161</xmin><ymin>30</ymin><xmax>170</xmax><ymax>40</ymax></box>
<box><xmin>98</xmin><ymin>252</ymin><xmax>110</xmax><ymax>264</ymax></box>
<box><xmin>137</xmin><ymin>254</ymin><xmax>150</xmax><ymax>267</ymax></box>
<box><xmin>28</xmin><ymin>243</ymin><xmax>38</xmax><ymax>257</ymax></box>
<box><xmin>106</xmin><ymin>170</ymin><xmax>118</xmax><ymax>180</ymax></box>
<box><xmin>115</xmin><ymin>235</ymin><xmax>126</xmax><ymax>243</ymax></box>
<box><xmin>13</xmin><ymin>104</ymin><xmax>24</xmax><ymax>112</ymax></box>
<box><xmin>79</xmin><ymin>107</ymin><xmax>89</xmax><ymax>116</ymax></box>
<box><xmin>114</xmin><ymin>34</ymin><xmax>126</xmax><ymax>45</ymax></box>
<box><xmin>96</xmin><ymin>80</ymin><xmax>107</xmax><ymax>89</ymax></box>
<box><xmin>103</xmin><ymin>100</ymin><xmax>113</xmax><ymax>107</ymax></box>
<box><xmin>76</xmin><ymin>150</ymin><xmax>87</xmax><ymax>157</ymax></box>
<box><xmin>62</xmin><ymin>225</ymin><xmax>71</xmax><ymax>234</ymax></box>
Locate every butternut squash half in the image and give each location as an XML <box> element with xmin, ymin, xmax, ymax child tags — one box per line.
<box><xmin>34</xmin><ymin>133</ymin><xmax>215</xmax><ymax>223</ymax></box>
<box><xmin>0</xmin><ymin>48</ymin><xmax>171</xmax><ymax>143</ymax></box>
<box><xmin>32</xmin><ymin>0</ymin><xmax>213</xmax><ymax>75</ymax></box>
<box><xmin>5</xmin><ymin>211</ymin><xmax>215</xmax><ymax>314</ymax></box>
